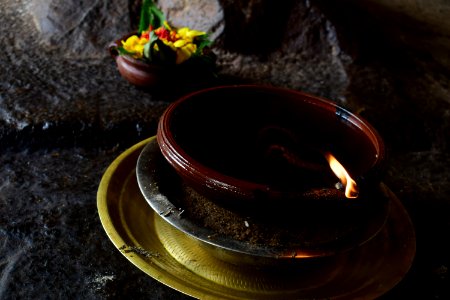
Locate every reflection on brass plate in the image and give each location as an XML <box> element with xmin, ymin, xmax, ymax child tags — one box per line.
<box><xmin>97</xmin><ymin>137</ymin><xmax>416</xmax><ymax>299</ymax></box>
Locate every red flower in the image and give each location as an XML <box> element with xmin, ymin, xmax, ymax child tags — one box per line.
<box><xmin>154</xmin><ymin>26</ymin><xmax>178</xmax><ymax>42</ymax></box>
<box><xmin>154</xmin><ymin>27</ymin><xmax>170</xmax><ymax>40</ymax></box>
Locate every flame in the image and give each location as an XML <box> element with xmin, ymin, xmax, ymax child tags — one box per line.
<box><xmin>324</xmin><ymin>152</ymin><xmax>359</xmax><ymax>198</ymax></box>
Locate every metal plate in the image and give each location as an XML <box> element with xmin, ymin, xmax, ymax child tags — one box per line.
<box><xmin>97</xmin><ymin>137</ymin><xmax>416</xmax><ymax>299</ymax></box>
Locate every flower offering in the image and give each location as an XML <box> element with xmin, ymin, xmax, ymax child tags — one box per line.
<box><xmin>117</xmin><ymin>0</ymin><xmax>214</xmax><ymax>66</ymax></box>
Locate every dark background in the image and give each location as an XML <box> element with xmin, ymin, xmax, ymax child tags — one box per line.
<box><xmin>1</xmin><ymin>0</ymin><xmax>449</xmax><ymax>299</ymax></box>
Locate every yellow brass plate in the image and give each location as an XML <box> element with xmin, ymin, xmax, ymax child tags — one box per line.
<box><xmin>97</xmin><ymin>137</ymin><xmax>416</xmax><ymax>299</ymax></box>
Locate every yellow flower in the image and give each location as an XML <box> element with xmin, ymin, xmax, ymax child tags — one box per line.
<box><xmin>122</xmin><ymin>23</ymin><xmax>208</xmax><ymax>64</ymax></box>
<box><xmin>121</xmin><ymin>35</ymin><xmax>149</xmax><ymax>58</ymax></box>
<box><xmin>175</xmin><ymin>42</ymin><xmax>197</xmax><ymax>64</ymax></box>
<box><xmin>159</xmin><ymin>37</ymin><xmax>198</xmax><ymax>64</ymax></box>
<box><xmin>174</xmin><ymin>27</ymin><xmax>204</xmax><ymax>64</ymax></box>
<box><xmin>177</xmin><ymin>27</ymin><xmax>205</xmax><ymax>42</ymax></box>
<box><xmin>163</xmin><ymin>21</ymin><xmax>173</xmax><ymax>31</ymax></box>
<box><xmin>155</xmin><ymin>26</ymin><xmax>202</xmax><ymax>64</ymax></box>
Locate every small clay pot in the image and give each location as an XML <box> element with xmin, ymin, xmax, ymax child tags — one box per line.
<box><xmin>108</xmin><ymin>33</ymin><xmax>171</xmax><ymax>88</ymax></box>
<box><xmin>108</xmin><ymin>33</ymin><xmax>217</xmax><ymax>90</ymax></box>
<box><xmin>157</xmin><ymin>85</ymin><xmax>386</xmax><ymax>208</ymax></box>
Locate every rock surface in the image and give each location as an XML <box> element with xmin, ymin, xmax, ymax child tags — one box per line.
<box><xmin>1</xmin><ymin>0</ymin><xmax>449</xmax><ymax>299</ymax></box>
<box><xmin>27</xmin><ymin>0</ymin><xmax>130</xmax><ymax>59</ymax></box>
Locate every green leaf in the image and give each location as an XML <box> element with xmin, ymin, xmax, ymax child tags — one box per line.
<box><xmin>138</xmin><ymin>0</ymin><xmax>151</xmax><ymax>34</ymax></box>
<box><xmin>143</xmin><ymin>42</ymin><xmax>152</xmax><ymax>61</ymax></box>
<box><xmin>138</xmin><ymin>0</ymin><xmax>166</xmax><ymax>34</ymax></box>
<box><xmin>192</xmin><ymin>34</ymin><xmax>212</xmax><ymax>56</ymax></box>
<box><xmin>117</xmin><ymin>46</ymin><xmax>135</xmax><ymax>56</ymax></box>
<box><xmin>149</xmin><ymin>4</ymin><xmax>165</xmax><ymax>28</ymax></box>
<box><xmin>143</xmin><ymin>31</ymin><xmax>160</xmax><ymax>61</ymax></box>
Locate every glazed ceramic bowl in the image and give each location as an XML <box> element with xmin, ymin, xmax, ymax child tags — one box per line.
<box><xmin>157</xmin><ymin>85</ymin><xmax>385</xmax><ymax>209</ymax></box>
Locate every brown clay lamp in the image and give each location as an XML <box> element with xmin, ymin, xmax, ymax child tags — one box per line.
<box><xmin>135</xmin><ymin>85</ymin><xmax>391</xmax><ymax>264</ymax></box>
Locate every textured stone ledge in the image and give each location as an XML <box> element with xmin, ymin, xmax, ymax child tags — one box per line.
<box><xmin>1</xmin><ymin>0</ymin><xmax>449</xmax><ymax>299</ymax></box>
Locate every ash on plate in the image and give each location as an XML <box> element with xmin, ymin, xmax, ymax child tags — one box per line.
<box><xmin>177</xmin><ymin>182</ymin><xmax>387</xmax><ymax>250</ymax></box>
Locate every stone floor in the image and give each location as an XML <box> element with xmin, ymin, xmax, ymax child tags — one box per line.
<box><xmin>1</xmin><ymin>0</ymin><xmax>449</xmax><ymax>299</ymax></box>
